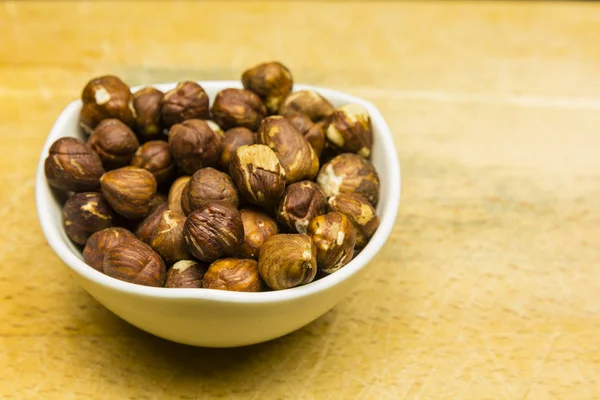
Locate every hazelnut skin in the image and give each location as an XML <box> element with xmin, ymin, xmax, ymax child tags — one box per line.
<box><xmin>100</xmin><ymin>166</ymin><xmax>158</xmax><ymax>219</ymax></box>
<box><xmin>308</xmin><ymin>212</ymin><xmax>356</xmax><ymax>274</ymax></box>
<box><xmin>135</xmin><ymin>202</ymin><xmax>168</xmax><ymax>244</ymax></box>
<box><xmin>229</xmin><ymin>144</ymin><xmax>286</xmax><ymax>209</ymax></box>
<box><xmin>317</xmin><ymin>153</ymin><xmax>380</xmax><ymax>206</ymax></box>
<box><xmin>132</xmin><ymin>87</ymin><xmax>165</xmax><ymax>142</ymax></box>
<box><xmin>203</xmin><ymin>258</ymin><xmax>263</xmax><ymax>292</ymax></box>
<box><xmin>218</xmin><ymin>127</ymin><xmax>255</xmax><ymax>171</ymax></box>
<box><xmin>149</xmin><ymin>209</ymin><xmax>191</xmax><ymax>265</ymax></box>
<box><xmin>63</xmin><ymin>192</ymin><xmax>113</xmax><ymax>245</ymax></box>
<box><xmin>79</xmin><ymin>75</ymin><xmax>136</xmax><ymax>134</ymax></box>
<box><xmin>103</xmin><ymin>238</ymin><xmax>166</xmax><ymax>287</ymax></box>
<box><xmin>88</xmin><ymin>119</ymin><xmax>140</xmax><ymax>170</ymax></box>
<box><xmin>258</xmin><ymin>234</ymin><xmax>317</xmax><ymax>290</ymax></box>
<box><xmin>276</xmin><ymin>181</ymin><xmax>327</xmax><ymax>234</ymax></box>
<box><xmin>44</xmin><ymin>137</ymin><xmax>105</xmax><ymax>192</ymax></box>
<box><xmin>242</xmin><ymin>61</ymin><xmax>293</xmax><ymax>115</ymax></box>
<box><xmin>279</xmin><ymin>90</ymin><xmax>334</xmax><ymax>123</ymax></box>
<box><xmin>183</xmin><ymin>203</ymin><xmax>244</xmax><ymax>263</ymax></box>
<box><xmin>328</xmin><ymin>193</ymin><xmax>380</xmax><ymax>249</ymax></box>
<box><xmin>287</xmin><ymin>113</ymin><xmax>326</xmax><ymax>157</ymax></box>
<box><xmin>239</xmin><ymin>208</ymin><xmax>280</xmax><ymax>259</ymax></box>
<box><xmin>257</xmin><ymin>116</ymin><xmax>319</xmax><ymax>183</ymax></box>
<box><xmin>168</xmin><ymin>119</ymin><xmax>223</xmax><ymax>174</ymax></box>
<box><xmin>160</xmin><ymin>81</ymin><xmax>210</xmax><ymax>127</ymax></box>
<box><xmin>83</xmin><ymin>227</ymin><xmax>135</xmax><ymax>271</ymax></box>
<box><xmin>167</xmin><ymin>176</ymin><xmax>191</xmax><ymax>216</ymax></box>
<box><xmin>165</xmin><ymin>260</ymin><xmax>207</xmax><ymax>288</ymax></box>
<box><xmin>211</xmin><ymin>88</ymin><xmax>267</xmax><ymax>131</ymax></box>
<box><xmin>326</xmin><ymin>104</ymin><xmax>373</xmax><ymax>158</ymax></box>
<box><xmin>181</xmin><ymin>168</ymin><xmax>239</xmax><ymax>215</ymax></box>
<box><xmin>130</xmin><ymin>140</ymin><xmax>175</xmax><ymax>186</ymax></box>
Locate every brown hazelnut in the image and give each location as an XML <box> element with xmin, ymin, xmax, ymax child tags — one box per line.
<box><xmin>88</xmin><ymin>119</ymin><xmax>140</xmax><ymax>170</ymax></box>
<box><xmin>205</xmin><ymin>120</ymin><xmax>224</xmax><ymax>137</ymax></box>
<box><xmin>218</xmin><ymin>127</ymin><xmax>255</xmax><ymax>171</ymax></box>
<box><xmin>276</xmin><ymin>181</ymin><xmax>327</xmax><ymax>234</ymax></box>
<box><xmin>62</xmin><ymin>192</ymin><xmax>113</xmax><ymax>245</ymax></box>
<box><xmin>317</xmin><ymin>153</ymin><xmax>380</xmax><ymax>206</ymax></box>
<box><xmin>328</xmin><ymin>193</ymin><xmax>380</xmax><ymax>249</ymax></box>
<box><xmin>149</xmin><ymin>192</ymin><xmax>167</xmax><ymax>212</ymax></box>
<box><xmin>167</xmin><ymin>176</ymin><xmax>191</xmax><ymax>216</ymax></box>
<box><xmin>132</xmin><ymin>87</ymin><xmax>164</xmax><ymax>141</ymax></box>
<box><xmin>183</xmin><ymin>203</ymin><xmax>244</xmax><ymax>263</ymax></box>
<box><xmin>287</xmin><ymin>114</ymin><xmax>326</xmax><ymax>157</ymax></box>
<box><xmin>130</xmin><ymin>140</ymin><xmax>175</xmax><ymax>186</ymax></box>
<box><xmin>229</xmin><ymin>144</ymin><xmax>286</xmax><ymax>209</ymax></box>
<box><xmin>242</xmin><ymin>61</ymin><xmax>293</xmax><ymax>115</ymax></box>
<box><xmin>279</xmin><ymin>90</ymin><xmax>334</xmax><ymax>122</ymax></box>
<box><xmin>211</xmin><ymin>88</ymin><xmax>267</xmax><ymax>131</ymax></box>
<box><xmin>165</xmin><ymin>260</ymin><xmax>207</xmax><ymax>288</ymax></box>
<box><xmin>161</xmin><ymin>81</ymin><xmax>210</xmax><ymax>127</ymax></box>
<box><xmin>203</xmin><ymin>258</ymin><xmax>263</xmax><ymax>292</ymax></box>
<box><xmin>258</xmin><ymin>234</ymin><xmax>317</xmax><ymax>290</ymax></box>
<box><xmin>83</xmin><ymin>227</ymin><xmax>135</xmax><ymax>271</ymax></box>
<box><xmin>168</xmin><ymin>119</ymin><xmax>222</xmax><ymax>174</ymax></box>
<box><xmin>149</xmin><ymin>209</ymin><xmax>190</xmax><ymax>265</ymax></box>
<box><xmin>308</xmin><ymin>212</ymin><xmax>356</xmax><ymax>274</ymax></box>
<box><xmin>135</xmin><ymin>202</ymin><xmax>168</xmax><ymax>244</ymax></box>
<box><xmin>100</xmin><ymin>166</ymin><xmax>157</xmax><ymax>219</ymax></box>
<box><xmin>79</xmin><ymin>75</ymin><xmax>136</xmax><ymax>134</ymax></box>
<box><xmin>326</xmin><ymin>104</ymin><xmax>373</xmax><ymax>158</ymax></box>
<box><xmin>257</xmin><ymin>116</ymin><xmax>319</xmax><ymax>183</ymax></box>
<box><xmin>44</xmin><ymin>137</ymin><xmax>105</xmax><ymax>192</ymax></box>
<box><xmin>181</xmin><ymin>168</ymin><xmax>238</xmax><ymax>215</ymax></box>
<box><xmin>239</xmin><ymin>208</ymin><xmax>279</xmax><ymax>259</ymax></box>
<box><xmin>103</xmin><ymin>238</ymin><xmax>166</xmax><ymax>287</ymax></box>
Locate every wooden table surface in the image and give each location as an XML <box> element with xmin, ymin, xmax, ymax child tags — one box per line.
<box><xmin>2</xmin><ymin>1</ymin><xmax>599</xmax><ymax>398</ymax></box>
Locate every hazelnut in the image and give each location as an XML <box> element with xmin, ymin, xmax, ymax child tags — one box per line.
<box><xmin>80</xmin><ymin>75</ymin><xmax>136</xmax><ymax>134</ymax></box>
<box><xmin>130</xmin><ymin>140</ymin><xmax>175</xmax><ymax>186</ymax></box>
<box><xmin>167</xmin><ymin>176</ymin><xmax>191</xmax><ymax>216</ymax></box>
<box><xmin>257</xmin><ymin>116</ymin><xmax>319</xmax><ymax>183</ymax></box>
<box><xmin>229</xmin><ymin>144</ymin><xmax>286</xmax><ymax>209</ymax></box>
<box><xmin>183</xmin><ymin>203</ymin><xmax>244</xmax><ymax>263</ymax></box>
<box><xmin>239</xmin><ymin>208</ymin><xmax>279</xmax><ymax>259</ymax></box>
<box><xmin>211</xmin><ymin>88</ymin><xmax>267</xmax><ymax>131</ymax></box>
<box><xmin>103</xmin><ymin>238</ymin><xmax>166</xmax><ymax>287</ymax></box>
<box><xmin>161</xmin><ymin>81</ymin><xmax>210</xmax><ymax>127</ymax></box>
<box><xmin>308</xmin><ymin>212</ymin><xmax>356</xmax><ymax>274</ymax></box>
<box><xmin>276</xmin><ymin>181</ymin><xmax>327</xmax><ymax>234</ymax></box>
<box><xmin>258</xmin><ymin>234</ymin><xmax>317</xmax><ymax>290</ymax></box>
<box><xmin>287</xmin><ymin>114</ymin><xmax>326</xmax><ymax>157</ymax></box>
<box><xmin>132</xmin><ymin>87</ymin><xmax>165</xmax><ymax>141</ymax></box>
<box><xmin>328</xmin><ymin>193</ymin><xmax>380</xmax><ymax>249</ymax></box>
<box><xmin>242</xmin><ymin>61</ymin><xmax>293</xmax><ymax>115</ymax></box>
<box><xmin>165</xmin><ymin>260</ymin><xmax>207</xmax><ymax>288</ymax></box>
<box><xmin>168</xmin><ymin>119</ymin><xmax>222</xmax><ymax>174</ymax></box>
<box><xmin>44</xmin><ymin>137</ymin><xmax>105</xmax><ymax>192</ymax></box>
<box><xmin>317</xmin><ymin>153</ymin><xmax>380</xmax><ymax>205</ymax></box>
<box><xmin>279</xmin><ymin>90</ymin><xmax>334</xmax><ymax>122</ymax></box>
<box><xmin>148</xmin><ymin>193</ymin><xmax>167</xmax><ymax>213</ymax></box>
<box><xmin>83</xmin><ymin>227</ymin><xmax>135</xmax><ymax>271</ymax></box>
<box><xmin>88</xmin><ymin>119</ymin><xmax>140</xmax><ymax>170</ymax></box>
<box><xmin>149</xmin><ymin>209</ymin><xmax>190</xmax><ymax>265</ymax></box>
<box><xmin>326</xmin><ymin>104</ymin><xmax>373</xmax><ymax>158</ymax></box>
<box><xmin>218</xmin><ymin>127</ymin><xmax>255</xmax><ymax>171</ymax></box>
<box><xmin>100</xmin><ymin>166</ymin><xmax>157</xmax><ymax>219</ymax></box>
<box><xmin>62</xmin><ymin>192</ymin><xmax>113</xmax><ymax>245</ymax></box>
<box><xmin>203</xmin><ymin>258</ymin><xmax>263</xmax><ymax>292</ymax></box>
<box><xmin>135</xmin><ymin>202</ymin><xmax>168</xmax><ymax>244</ymax></box>
<box><xmin>181</xmin><ymin>168</ymin><xmax>238</xmax><ymax>215</ymax></box>
<box><xmin>205</xmin><ymin>120</ymin><xmax>225</xmax><ymax>137</ymax></box>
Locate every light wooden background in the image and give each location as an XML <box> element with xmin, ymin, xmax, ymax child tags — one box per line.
<box><xmin>1</xmin><ymin>1</ymin><xmax>599</xmax><ymax>399</ymax></box>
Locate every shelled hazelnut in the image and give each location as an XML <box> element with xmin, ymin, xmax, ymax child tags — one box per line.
<box><xmin>326</xmin><ymin>104</ymin><xmax>373</xmax><ymax>158</ymax></box>
<box><xmin>308</xmin><ymin>212</ymin><xmax>356</xmax><ymax>274</ymax></box>
<box><xmin>242</xmin><ymin>61</ymin><xmax>293</xmax><ymax>115</ymax></box>
<box><xmin>100</xmin><ymin>166</ymin><xmax>157</xmax><ymax>219</ymax></box>
<box><xmin>130</xmin><ymin>140</ymin><xmax>175</xmax><ymax>186</ymax></box>
<box><xmin>167</xmin><ymin>176</ymin><xmax>191</xmax><ymax>216</ymax></box>
<box><xmin>287</xmin><ymin>113</ymin><xmax>326</xmax><ymax>157</ymax></box>
<box><xmin>161</xmin><ymin>81</ymin><xmax>210</xmax><ymax>127</ymax></box>
<box><xmin>132</xmin><ymin>87</ymin><xmax>164</xmax><ymax>141</ymax></box>
<box><xmin>218</xmin><ymin>127</ymin><xmax>255</xmax><ymax>171</ymax></box>
<box><xmin>211</xmin><ymin>88</ymin><xmax>267</xmax><ymax>131</ymax></box>
<box><xmin>135</xmin><ymin>202</ymin><xmax>168</xmax><ymax>244</ymax></box>
<box><xmin>276</xmin><ymin>181</ymin><xmax>327</xmax><ymax>234</ymax></box>
<box><xmin>181</xmin><ymin>167</ymin><xmax>238</xmax><ymax>215</ymax></box>
<box><xmin>88</xmin><ymin>119</ymin><xmax>140</xmax><ymax>170</ymax></box>
<box><xmin>168</xmin><ymin>119</ymin><xmax>222</xmax><ymax>174</ymax></box>
<box><xmin>165</xmin><ymin>260</ymin><xmax>207</xmax><ymax>288</ymax></box>
<box><xmin>203</xmin><ymin>258</ymin><xmax>263</xmax><ymax>292</ymax></box>
<box><xmin>258</xmin><ymin>234</ymin><xmax>317</xmax><ymax>290</ymax></box>
<box><xmin>62</xmin><ymin>192</ymin><xmax>113</xmax><ymax>245</ymax></box>
<box><xmin>239</xmin><ymin>208</ymin><xmax>279</xmax><ymax>259</ymax></box>
<box><xmin>279</xmin><ymin>90</ymin><xmax>334</xmax><ymax>122</ymax></box>
<box><xmin>80</xmin><ymin>75</ymin><xmax>136</xmax><ymax>134</ymax></box>
<box><xmin>103</xmin><ymin>238</ymin><xmax>166</xmax><ymax>287</ymax></box>
<box><xmin>83</xmin><ymin>227</ymin><xmax>135</xmax><ymax>271</ymax></box>
<box><xmin>317</xmin><ymin>153</ymin><xmax>380</xmax><ymax>205</ymax></box>
<box><xmin>328</xmin><ymin>193</ymin><xmax>380</xmax><ymax>249</ymax></box>
<box><xmin>149</xmin><ymin>209</ymin><xmax>190</xmax><ymax>265</ymax></box>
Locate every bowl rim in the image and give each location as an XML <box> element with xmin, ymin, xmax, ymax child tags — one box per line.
<box><xmin>36</xmin><ymin>81</ymin><xmax>401</xmax><ymax>304</ymax></box>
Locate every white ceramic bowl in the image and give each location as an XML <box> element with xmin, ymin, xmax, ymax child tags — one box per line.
<box><xmin>36</xmin><ymin>81</ymin><xmax>401</xmax><ymax>347</ymax></box>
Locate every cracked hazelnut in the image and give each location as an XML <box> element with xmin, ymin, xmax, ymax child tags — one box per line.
<box><xmin>63</xmin><ymin>192</ymin><xmax>113</xmax><ymax>245</ymax></box>
<box><xmin>328</xmin><ymin>193</ymin><xmax>379</xmax><ymax>249</ymax></box>
<box><xmin>326</xmin><ymin>104</ymin><xmax>373</xmax><ymax>158</ymax></box>
<box><xmin>80</xmin><ymin>75</ymin><xmax>136</xmax><ymax>134</ymax></box>
<box><xmin>100</xmin><ymin>166</ymin><xmax>157</xmax><ymax>219</ymax></box>
<box><xmin>167</xmin><ymin>176</ymin><xmax>190</xmax><ymax>216</ymax></box>
<box><xmin>130</xmin><ymin>140</ymin><xmax>175</xmax><ymax>187</ymax></box>
<box><xmin>277</xmin><ymin>181</ymin><xmax>327</xmax><ymax>234</ymax></box>
<box><xmin>132</xmin><ymin>87</ymin><xmax>164</xmax><ymax>141</ymax></box>
<box><xmin>165</xmin><ymin>260</ymin><xmax>207</xmax><ymax>288</ymax></box>
<box><xmin>149</xmin><ymin>209</ymin><xmax>190</xmax><ymax>265</ymax></box>
<box><xmin>161</xmin><ymin>81</ymin><xmax>210</xmax><ymax>127</ymax></box>
<box><xmin>135</xmin><ymin>202</ymin><xmax>168</xmax><ymax>244</ymax></box>
<box><xmin>44</xmin><ymin>137</ymin><xmax>105</xmax><ymax>192</ymax></box>
<box><xmin>203</xmin><ymin>258</ymin><xmax>263</xmax><ymax>292</ymax></box>
<box><xmin>287</xmin><ymin>113</ymin><xmax>327</xmax><ymax>157</ymax></box>
<box><xmin>279</xmin><ymin>90</ymin><xmax>334</xmax><ymax>122</ymax></box>
<box><xmin>218</xmin><ymin>127</ymin><xmax>255</xmax><ymax>171</ymax></box>
<box><xmin>181</xmin><ymin>168</ymin><xmax>238</xmax><ymax>215</ymax></box>
<box><xmin>239</xmin><ymin>208</ymin><xmax>279</xmax><ymax>259</ymax></box>
<box><xmin>229</xmin><ymin>144</ymin><xmax>286</xmax><ymax>209</ymax></box>
<box><xmin>308</xmin><ymin>212</ymin><xmax>356</xmax><ymax>274</ymax></box>
<box><xmin>317</xmin><ymin>153</ymin><xmax>380</xmax><ymax>205</ymax></box>
<box><xmin>257</xmin><ymin>116</ymin><xmax>319</xmax><ymax>183</ymax></box>
<box><xmin>88</xmin><ymin>119</ymin><xmax>140</xmax><ymax>170</ymax></box>
<box><xmin>242</xmin><ymin>61</ymin><xmax>293</xmax><ymax>115</ymax></box>
<box><xmin>103</xmin><ymin>238</ymin><xmax>166</xmax><ymax>287</ymax></box>
<box><xmin>183</xmin><ymin>203</ymin><xmax>244</xmax><ymax>263</ymax></box>
<box><xmin>211</xmin><ymin>88</ymin><xmax>267</xmax><ymax>131</ymax></box>
<box><xmin>83</xmin><ymin>227</ymin><xmax>135</xmax><ymax>271</ymax></box>
<box><xmin>258</xmin><ymin>234</ymin><xmax>317</xmax><ymax>290</ymax></box>
<box><xmin>168</xmin><ymin>119</ymin><xmax>222</xmax><ymax>174</ymax></box>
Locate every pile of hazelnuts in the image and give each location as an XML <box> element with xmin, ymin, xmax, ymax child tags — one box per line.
<box><xmin>44</xmin><ymin>61</ymin><xmax>381</xmax><ymax>292</ymax></box>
